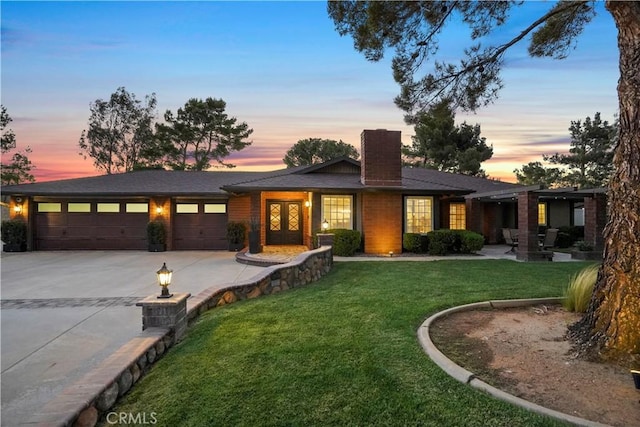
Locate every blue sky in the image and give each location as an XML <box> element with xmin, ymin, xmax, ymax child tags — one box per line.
<box><xmin>1</xmin><ymin>1</ymin><xmax>619</xmax><ymax>182</ymax></box>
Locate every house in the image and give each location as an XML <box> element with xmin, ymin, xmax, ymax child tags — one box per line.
<box><xmin>1</xmin><ymin>129</ymin><xmax>606</xmax><ymax>258</ymax></box>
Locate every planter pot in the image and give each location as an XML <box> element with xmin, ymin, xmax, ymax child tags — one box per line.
<box><xmin>249</xmin><ymin>230</ymin><xmax>262</xmax><ymax>254</ymax></box>
<box><xmin>148</xmin><ymin>243</ymin><xmax>166</xmax><ymax>252</ymax></box>
<box><xmin>3</xmin><ymin>243</ymin><xmax>26</xmax><ymax>252</ymax></box>
<box><xmin>228</xmin><ymin>242</ymin><xmax>244</xmax><ymax>252</ymax></box>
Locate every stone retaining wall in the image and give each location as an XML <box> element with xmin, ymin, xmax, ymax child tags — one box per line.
<box><xmin>30</xmin><ymin>246</ymin><xmax>333</xmax><ymax>427</ymax></box>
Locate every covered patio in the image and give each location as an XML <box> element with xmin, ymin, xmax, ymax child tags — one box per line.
<box><xmin>465</xmin><ymin>185</ymin><xmax>607</xmax><ymax>261</ymax></box>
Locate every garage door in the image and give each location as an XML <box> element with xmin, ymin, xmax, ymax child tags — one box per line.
<box><xmin>34</xmin><ymin>201</ymin><xmax>149</xmax><ymax>250</ymax></box>
<box><xmin>173</xmin><ymin>202</ymin><xmax>228</xmax><ymax>250</ymax></box>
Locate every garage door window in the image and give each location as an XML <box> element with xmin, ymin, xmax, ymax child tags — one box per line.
<box><xmin>97</xmin><ymin>203</ymin><xmax>120</xmax><ymax>213</ymax></box>
<box><xmin>126</xmin><ymin>203</ymin><xmax>148</xmax><ymax>213</ymax></box>
<box><xmin>176</xmin><ymin>204</ymin><xmax>198</xmax><ymax>214</ymax></box>
<box><xmin>204</xmin><ymin>204</ymin><xmax>226</xmax><ymax>214</ymax></box>
<box><xmin>38</xmin><ymin>203</ymin><xmax>62</xmax><ymax>213</ymax></box>
<box><xmin>68</xmin><ymin>203</ymin><xmax>91</xmax><ymax>213</ymax></box>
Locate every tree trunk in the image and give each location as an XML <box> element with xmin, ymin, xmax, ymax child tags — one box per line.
<box><xmin>570</xmin><ymin>1</ymin><xmax>640</xmax><ymax>365</ymax></box>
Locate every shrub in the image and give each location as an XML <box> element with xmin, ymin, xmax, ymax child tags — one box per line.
<box><xmin>459</xmin><ymin>231</ymin><xmax>484</xmax><ymax>253</ymax></box>
<box><xmin>563</xmin><ymin>264</ymin><xmax>598</xmax><ymax>312</ymax></box>
<box><xmin>426</xmin><ymin>230</ymin><xmax>483</xmax><ymax>255</ymax></box>
<box><xmin>1</xmin><ymin>219</ymin><xmax>27</xmax><ymax>245</ymax></box>
<box><xmin>426</xmin><ymin>230</ymin><xmax>460</xmax><ymax>255</ymax></box>
<box><xmin>146</xmin><ymin>221</ymin><xmax>166</xmax><ymax>244</ymax></box>
<box><xmin>226</xmin><ymin>222</ymin><xmax>247</xmax><ymax>244</ymax></box>
<box><xmin>575</xmin><ymin>240</ymin><xmax>594</xmax><ymax>252</ymax></box>
<box><xmin>327</xmin><ymin>229</ymin><xmax>361</xmax><ymax>256</ymax></box>
<box><xmin>402</xmin><ymin>233</ymin><xmax>428</xmax><ymax>253</ymax></box>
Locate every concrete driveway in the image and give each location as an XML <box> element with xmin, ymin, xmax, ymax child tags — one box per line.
<box><xmin>0</xmin><ymin>250</ymin><xmax>263</xmax><ymax>426</ymax></box>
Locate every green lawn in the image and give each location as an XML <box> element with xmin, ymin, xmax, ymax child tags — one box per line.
<box><xmin>109</xmin><ymin>260</ymin><xmax>591</xmax><ymax>426</ymax></box>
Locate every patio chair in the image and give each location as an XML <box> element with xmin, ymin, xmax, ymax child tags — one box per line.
<box><xmin>502</xmin><ymin>228</ymin><xmax>518</xmax><ymax>253</ymax></box>
<box><xmin>540</xmin><ymin>228</ymin><xmax>559</xmax><ymax>250</ymax></box>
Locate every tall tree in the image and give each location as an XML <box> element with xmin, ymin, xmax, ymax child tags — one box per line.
<box><xmin>79</xmin><ymin>87</ymin><xmax>158</xmax><ymax>174</ymax></box>
<box><xmin>157</xmin><ymin>98</ymin><xmax>253</xmax><ymax>171</ymax></box>
<box><xmin>513</xmin><ymin>161</ymin><xmax>566</xmax><ymax>188</ymax></box>
<box><xmin>283</xmin><ymin>138</ymin><xmax>359</xmax><ymax>167</ymax></box>
<box><xmin>1</xmin><ymin>105</ymin><xmax>35</xmax><ymax>185</ymax></box>
<box><xmin>544</xmin><ymin>112</ymin><xmax>616</xmax><ymax>188</ymax></box>
<box><xmin>403</xmin><ymin>100</ymin><xmax>492</xmax><ymax>176</ymax></box>
<box><xmin>329</xmin><ymin>1</ymin><xmax>640</xmax><ymax>363</ymax></box>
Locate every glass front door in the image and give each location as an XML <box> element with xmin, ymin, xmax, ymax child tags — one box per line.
<box><xmin>266</xmin><ymin>200</ymin><xmax>303</xmax><ymax>245</ymax></box>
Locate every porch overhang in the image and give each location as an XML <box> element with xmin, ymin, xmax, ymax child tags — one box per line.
<box><xmin>465</xmin><ymin>185</ymin><xmax>606</xmax><ymax>203</ymax></box>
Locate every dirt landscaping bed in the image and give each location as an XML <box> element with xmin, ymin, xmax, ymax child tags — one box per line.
<box><xmin>430</xmin><ymin>305</ymin><xmax>640</xmax><ymax>427</ymax></box>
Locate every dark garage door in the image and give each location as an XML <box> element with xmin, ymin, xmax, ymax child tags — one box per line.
<box><xmin>35</xmin><ymin>201</ymin><xmax>149</xmax><ymax>250</ymax></box>
<box><xmin>173</xmin><ymin>202</ymin><xmax>228</xmax><ymax>250</ymax></box>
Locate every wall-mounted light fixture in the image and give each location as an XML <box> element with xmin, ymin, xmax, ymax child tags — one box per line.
<box><xmin>13</xmin><ymin>204</ymin><xmax>23</xmax><ymax>214</ymax></box>
<box><xmin>305</xmin><ymin>201</ymin><xmax>311</xmax><ymax>208</ymax></box>
<box><xmin>156</xmin><ymin>206</ymin><xmax>163</xmax><ymax>215</ymax></box>
<box><xmin>156</xmin><ymin>262</ymin><xmax>173</xmax><ymax>299</ymax></box>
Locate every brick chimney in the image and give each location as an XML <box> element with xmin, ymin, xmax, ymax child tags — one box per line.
<box><xmin>360</xmin><ymin>129</ymin><xmax>402</xmax><ymax>187</ymax></box>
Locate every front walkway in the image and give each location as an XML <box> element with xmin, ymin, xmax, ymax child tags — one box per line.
<box><xmin>243</xmin><ymin>245</ymin><xmax>574</xmax><ymax>263</ymax></box>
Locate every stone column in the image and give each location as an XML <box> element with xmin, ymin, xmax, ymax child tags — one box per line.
<box><xmin>137</xmin><ymin>293</ymin><xmax>191</xmax><ymax>344</ymax></box>
<box><xmin>584</xmin><ymin>194</ymin><xmax>607</xmax><ymax>253</ymax></box>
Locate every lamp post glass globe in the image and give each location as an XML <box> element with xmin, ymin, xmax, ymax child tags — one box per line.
<box><xmin>156</xmin><ymin>262</ymin><xmax>173</xmax><ymax>298</ymax></box>
<box><xmin>322</xmin><ymin>219</ymin><xmax>329</xmax><ymax>231</ymax></box>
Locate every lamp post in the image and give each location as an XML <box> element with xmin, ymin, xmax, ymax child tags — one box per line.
<box><xmin>156</xmin><ymin>262</ymin><xmax>173</xmax><ymax>299</ymax></box>
<box><xmin>322</xmin><ymin>219</ymin><xmax>329</xmax><ymax>231</ymax></box>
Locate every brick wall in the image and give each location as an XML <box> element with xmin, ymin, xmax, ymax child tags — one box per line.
<box><xmin>360</xmin><ymin>129</ymin><xmax>402</xmax><ymax>187</ymax></box>
<box><xmin>362</xmin><ymin>193</ymin><xmax>402</xmax><ymax>254</ymax></box>
<box><xmin>228</xmin><ymin>194</ymin><xmax>251</xmax><ymax>223</ymax></box>
<box><xmin>584</xmin><ymin>194</ymin><xmax>606</xmax><ymax>252</ymax></box>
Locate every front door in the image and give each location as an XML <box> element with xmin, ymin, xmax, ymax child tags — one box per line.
<box><xmin>266</xmin><ymin>200</ymin><xmax>303</xmax><ymax>245</ymax></box>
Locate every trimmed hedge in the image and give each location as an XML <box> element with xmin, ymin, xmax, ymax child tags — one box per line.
<box><xmin>326</xmin><ymin>229</ymin><xmax>362</xmax><ymax>257</ymax></box>
<box><xmin>402</xmin><ymin>233</ymin><xmax>429</xmax><ymax>253</ymax></box>
<box><xmin>403</xmin><ymin>229</ymin><xmax>484</xmax><ymax>255</ymax></box>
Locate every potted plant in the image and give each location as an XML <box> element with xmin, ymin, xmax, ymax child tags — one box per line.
<box><xmin>226</xmin><ymin>221</ymin><xmax>246</xmax><ymax>251</ymax></box>
<box><xmin>147</xmin><ymin>221</ymin><xmax>166</xmax><ymax>252</ymax></box>
<box><xmin>248</xmin><ymin>217</ymin><xmax>262</xmax><ymax>254</ymax></box>
<box><xmin>1</xmin><ymin>219</ymin><xmax>27</xmax><ymax>252</ymax></box>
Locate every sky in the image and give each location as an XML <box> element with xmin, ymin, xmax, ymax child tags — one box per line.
<box><xmin>1</xmin><ymin>1</ymin><xmax>620</xmax><ymax>183</ymax></box>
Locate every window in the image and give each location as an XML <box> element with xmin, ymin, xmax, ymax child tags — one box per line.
<box><xmin>126</xmin><ymin>203</ymin><xmax>148</xmax><ymax>213</ymax></box>
<box><xmin>204</xmin><ymin>203</ymin><xmax>226</xmax><ymax>214</ymax></box>
<box><xmin>176</xmin><ymin>204</ymin><xmax>198</xmax><ymax>214</ymax></box>
<box><xmin>97</xmin><ymin>203</ymin><xmax>120</xmax><ymax>213</ymax></box>
<box><xmin>449</xmin><ymin>203</ymin><xmax>466</xmax><ymax>230</ymax></box>
<box><xmin>538</xmin><ymin>202</ymin><xmax>547</xmax><ymax>226</ymax></box>
<box><xmin>405</xmin><ymin>196</ymin><xmax>433</xmax><ymax>233</ymax></box>
<box><xmin>573</xmin><ymin>203</ymin><xmax>585</xmax><ymax>227</ymax></box>
<box><xmin>68</xmin><ymin>203</ymin><xmax>91</xmax><ymax>213</ymax></box>
<box><xmin>38</xmin><ymin>202</ymin><xmax>62</xmax><ymax>213</ymax></box>
<box><xmin>321</xmin><ymin>195</ymin><xmax>353</xmax><ymax>229</ymax></box>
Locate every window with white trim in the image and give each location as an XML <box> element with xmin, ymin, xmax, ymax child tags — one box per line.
<box><xmin>321</xmin><ymin>195</ymin><xmax>353</xmax><ymax>229</ymax></box>
<box><xmin>405</xmin><ymin>196</ymin><xmax>433</xmax><ymax>233</ymax></box>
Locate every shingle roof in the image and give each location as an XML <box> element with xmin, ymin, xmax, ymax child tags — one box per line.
<box><xmin>1</xmin><ymin>162</ymin><xmax>522</xmax><ymax>197</ymax></box>
<box><xmin>0</xmin><ymin>170</ymin><xmax>263</xmax><ymax>197</ymax></box>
